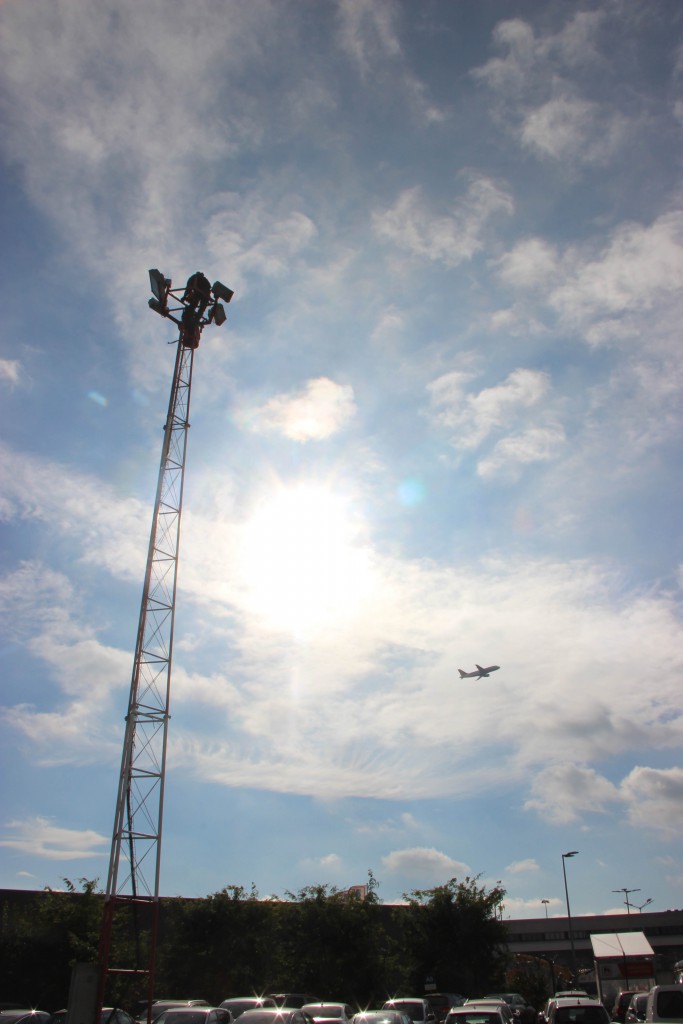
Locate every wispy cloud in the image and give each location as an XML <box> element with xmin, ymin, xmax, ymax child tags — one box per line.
<box><xmin>373</xmin><ymin>175</ymin><xmax>513</xmax><ymax>267</ymax></box>
<box><xmin>0</xmin><ymin>817</ymin><xmax>108</xmax><ymax>859</ymax></box>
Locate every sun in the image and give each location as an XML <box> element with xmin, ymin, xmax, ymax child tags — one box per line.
<box><xmin>240</xmin><ymin>481</ymin><xmax>375</xmax><ymax>636</ymax></box>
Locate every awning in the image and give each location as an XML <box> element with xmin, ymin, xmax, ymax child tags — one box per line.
<box><xmin>590</xmin><ymin>932</ymin><xmax>654</xmax><ymax>958</ymax></box>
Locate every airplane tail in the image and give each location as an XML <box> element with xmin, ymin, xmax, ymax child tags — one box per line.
<box><xmin>458</xmin><ymin>669</ymin><xmax>467</xmax><ymax>678</ymax></box>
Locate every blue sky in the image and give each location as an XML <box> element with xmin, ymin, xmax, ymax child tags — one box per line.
<box><xmin>1</xmin><ymin>0</ymin><xmax>682</xmax><ymax>918</ymax></box>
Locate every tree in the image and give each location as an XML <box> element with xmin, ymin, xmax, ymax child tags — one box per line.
<box><xmin>156</xmin><ymin>884</ymin><xmax>278</xmax><ymax>1004</ymax></box>
<box><xmin>400</xmin><ymin>876</ymin><xmax>508</xmax><ymax>995</ymax></box>
<box><xmin>276</xmin><ymin>872</ymin><xmax>391</xmax><ymax>1005</ymax></box>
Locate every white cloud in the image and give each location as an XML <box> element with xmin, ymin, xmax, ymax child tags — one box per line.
<box><xmin>503</xmin><ymin>895</ymin><xmax>562</xmax><ymax>919</ymax></box>
<box><xmin>477</xmin><ymin>425</ymin><xmax>566</xmax><ymax>479</ymax></box>
<box><xmin>524</xmin><ymin>763</ymin><xmax>621</xmax><ymax>824</ymax></box>
<box><xmin>0</xmin><ymin>817</ymin><xmax>108</xmax><ymax>859</ymax></box>
<box><xmin>240</xmin><ymin>377</ymin><xmax>356</xmax><ymax>441</ymax></box>
<box><xmin>0</xmin><ymin>359</ymin><xmax>20</xmax><ymax>385</ymax></box>
<box><xmin>382</xmin><ymin>847</ymin><xmax>470</xmax><ymax>881</ymax></box>
<box><xmin>505</xmin><ymin>858</ymin><xmax>539</xmax><ymax>875</ymax></box>
<box><xmin>301</xmin><ymin>852</ymin><xmax>342</xmax><ymax>872</ymax></box>
<box><xmin>336</xmin><ymin>0</ymin><xmax>402</xmax><ymax>72</ymax></box>
<box><xmin>497</xmin><ymin>237</ymin><xmax>560</xmax><ymax>289</ymax></box>
<box><xmin>521</xmin><ymin>95</ymin><xmax>626</xmax><ymax>164</ymax></box>
<box><xmin>549</xmin><ymin>213</ymin><xmax>683</xmax><ymax>330</ymax></box>
<box><xmin>428</xmin><ymin>367</ymin><xmax>551</xmax><ymax>451</ymax></box>
<box><xmin>620</xmin><ymin>766</ymin><xmax>683</xmax><ymax>835</ymax></box>
<box><xmin>373</xmin><ymin>175</ymin><xmax>513</xmax><ymax>267</ymax></box>
<box><xmin>472</xmin><ymin>10</ymin><xmax>627</xmax><ymax>168</ymax></box>
<box><xmin>335</xmin><ymin>0</ymin><xmax>444</xmax><ymax>123</ymax></box>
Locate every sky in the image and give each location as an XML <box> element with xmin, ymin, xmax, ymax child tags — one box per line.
<box><xmin>1</xmin><ymin>0</ymin><xmax>682</xmax><ymax>920</ymax></box>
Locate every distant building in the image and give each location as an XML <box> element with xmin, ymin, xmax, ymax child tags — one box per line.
<box><xmin>504</xmin><ymin>909</ymin><xmax>683</xmax><ymax>989</ymax></box>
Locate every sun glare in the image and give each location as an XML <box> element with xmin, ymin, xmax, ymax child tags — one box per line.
<box><xmin>240</xmin><ymin>482</ymin><xmax>375</xmax><ymax>636</ymax></box>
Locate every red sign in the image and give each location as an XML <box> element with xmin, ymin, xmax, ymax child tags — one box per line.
<box><xmin>619</xmin><ymin>961</ymin><xmax>655</xmax><ymax>978</ymax></box>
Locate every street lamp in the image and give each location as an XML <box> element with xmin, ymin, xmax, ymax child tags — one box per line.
<box><xmin>542</xmin><ymin>899</ymin><xmax>550</xmax><ymax>918</ymax></box>
<box><xmin>562</xmin><ymin>851</ymin><xmax>579</xmax><ymax>985</ymax></box>
<box><xmin>612</xmin><ymin>887</ymin><xmax>641</xmax><ymax>915</ymax></box>
<box><xmin>634</xmin><ymin>898</ymin><xmax>653</xmax><ymax>913</ymax></box>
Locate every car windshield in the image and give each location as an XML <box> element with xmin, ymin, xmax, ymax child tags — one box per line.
<box><xmin>388</xmin><ymin>1008</ymin><xmax>424</xmax><ymax>1023</ymax></box>
<box><xmin>306</xmin><ymin>1012</ymin><xmax>344</xmax><ymax>1019</ymax></box>
<box><xmin>655</xmin><ymin>992</ymin><xmax>683</xmax><ymax>1020</ymax></box>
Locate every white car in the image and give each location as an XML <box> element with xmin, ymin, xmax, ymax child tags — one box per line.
<box><xmin>447</xmin><ymin>1006</ymin><xmax>511</xmax><ymax>1024</ymax></box>
<box><xmin>302</xmin><ymin>1006</ymin><xmax>355</xmax><ymax>1024</ymax></box>
<box><xmin>382</xmin><ymin>1001</ymin><xmax>435</xmax><ymax>1024</ymax></box>
<box><xmin>645</xmin><ymin>987</ymin><xmax>683</xmax><ymax>1024</ymax></box>
<box><xmin>546</xmin><ymin>1000</ymin><xmax>610</xmax><ymax>1024</ymax></box>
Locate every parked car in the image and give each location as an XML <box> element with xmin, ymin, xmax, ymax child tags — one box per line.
<box><xmin>154</xmin><ymin>1008</ymin><xmax>232</xmax><ymax>1024</ymax></box>
<box><xmin>644</xmin><ymin>986</ymin><xmax>683</xmax><ymax>1023</ymax></box>
<box><xmin>219</xmin><ymin>1002</ymin><xmax>276</xmax><ymax>1020</ymax></box>
<box><xmin>302</xmin><ymin>1005</ymin><xmax>354</xmax><ymax>1024</ymax></box>
<box><xmin>426</xmin><ymin>996</ymin><xmax>466</xmax><ymax>1024</ymax></box>
<box><xmin>612</xmin><ymin>994</ymin><xmax>639</xmax><ymax>1023</ymax></box>
<box><xmin>238</xmin><ymin>1010</ymin><xmax>316</xmax><ymax>1024</ymax></box>
<box><xmin>352</xmin><ymin>1012</ymin><xmax>409</xmax><ymax>1024</ymax></box>
<box><xmin>484</xmin><ymin>995</ymin><xmax>535</xmax><ymax>1024</ymax></box>
<box><xmin>625</xmin><ymin>995</ymin><xmax>648</xmax><ymax>1024</ymax></box>
<box><xmin>446</xmin><ymin>1006</ymin><xmax>510</xmax><ymax>1024</ymax></box>
<box><xmin>51</xmin><ymin>1009</ymin><xmax>136</xmax><ymax>1024</ymax></box>
<box><xmin>382</xmin><ymin>1001</ymin><xmax>435</xmax><ymax>1024</ymax></box>
<box><xmin>0</xmin><ymin>1013</ymin><xmax>51</xmax><ymax>1024</ymax></box>
<box><xmin>135</xmin><ymin>1003</ymin><xmax>210</xmax><ymax>1024</ymax></box>
<box><xmin>268</xmin><ymin>999</ymin><xmax>319</xmax><ymax>1011</ymax></box>
<box><xmin>540</xmin><ymin>999</ymin><xmax>593</xmax><ymax>1024</ymax></box>
<box><xmin>547</xmin><ymin>1000</ymin><xmax>610</xmax><ymax>1024</ymax></box>
<box><xmin>463</xmin><ymin>1003</ymin><xmax>513</xmax><ymax>1024</ymax></box>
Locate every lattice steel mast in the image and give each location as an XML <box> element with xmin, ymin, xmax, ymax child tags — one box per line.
<box><xmin>97</xmin><ymin>269</ymin><xmax>234</xmax><ymax>1017</ymax></box>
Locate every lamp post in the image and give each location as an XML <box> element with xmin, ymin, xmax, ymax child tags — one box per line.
<box><xmin>542</xmin><ymin>899</ymin><xmax>550</xmax><ymax>918</ymax></box>
<box><xmin>634</xmin><ymin>898</ymin><xmax>653</xmax><ymax>913</ymax></box>
<box><xmin>612</xmin><ymin>887</ymin><xmax>640</xmax><ymax>915</ymax></box>
<box><xmin>562</xmin><ymin>851</ymin><xmax>579</xmax><ymax>985</ymax></box>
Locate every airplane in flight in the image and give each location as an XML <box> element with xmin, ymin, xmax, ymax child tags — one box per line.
<box><xmin>458</xmin><ymin>664</ymin><xmax>500</xmax><ymax>679</ymax></box>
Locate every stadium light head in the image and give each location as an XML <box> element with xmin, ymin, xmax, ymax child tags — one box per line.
<box><xmin>211</xmin><ymin>301</ymin><xmax>227</xmax><ymax>326</ymax></box>
<box><xmin>212</xmin><ymin>280</ymin><xmax>234</xmax><ymax>304</ymax></box>
<box><xmin>148</xmin><ymin>297</ymin><xmax>167</xmax><ymax>316</ymax></box>
<box><xmin>149</xmin><ymin>269</ymin><xmax>170</xmax><ymax>306</ymax></box>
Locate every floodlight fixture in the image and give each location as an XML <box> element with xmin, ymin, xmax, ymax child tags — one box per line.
<box><xmin>211</xmin><ymin>301</ymin><xmax>227</xmax><ymax>326</ymax></box>
<box><xmin>613</xmin><ymin>887</ymin><xmax>641</xmax><ymax>914</ymax></box>
<box><xmin>149</xmin><ymin>268</ymin><xmax>170</xmax><ymax>307</ymax></box>
<box><xmin>212</xmin><ymin>280</ymin><xmax>234</xmax><ymax>304</ymax></box>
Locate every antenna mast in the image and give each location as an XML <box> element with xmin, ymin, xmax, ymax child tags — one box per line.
<box><xmin>97</xmin><ymin>269</ymin><xmax>234</xmax><ymax>1016</ymax></box>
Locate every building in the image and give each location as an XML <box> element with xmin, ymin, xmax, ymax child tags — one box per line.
<box><xmin>504</xmin><ymin>908</ymin><xmax>683</xmax><ymax>990</ymax></box>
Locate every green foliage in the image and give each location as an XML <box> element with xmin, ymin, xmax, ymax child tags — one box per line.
<box><xmin>275</xmin><ymin>871</ymin><xmax>390</xmax><ymax>1005</ymax></box>
<box><xmin>400</xmin><ymin>876</ymin><xmax>508</xmax><ymax>995</ymax></box>
<box><xmin>156</xmin><ymin>884</ymin><xmax>278</xmax><ymax>1004</ymax></box>
<box><xmin>1</xmin><ymin>869</ymin><xmax>513</xmax><ymax>1010</ymax></box>
<box><xmin>0</xmin><ymin>878</ymin><xmax>105</xmax><ymax>1011</ymax></box>
<box><xmin>506</xmin><ymin>955</ymin><xmax>556</xmax><ymax>1008</ymax></box>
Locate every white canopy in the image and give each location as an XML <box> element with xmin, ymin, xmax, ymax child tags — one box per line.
<box><xmin>590</xmin><ymin>932</ymin><xmax>654</xmax><ymax>958</ymax></box>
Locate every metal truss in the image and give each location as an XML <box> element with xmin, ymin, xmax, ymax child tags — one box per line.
<box><xmin>96</xmin><ymin>271</ymin><xmax>233</xmax><ymax>1019</ymax></box>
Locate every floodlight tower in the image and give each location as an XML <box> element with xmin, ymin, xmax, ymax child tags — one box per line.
<box><xmin>97</xmin><ymin>269</ymin><xmax>234</xmax><ymax>1019</ymax></box>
